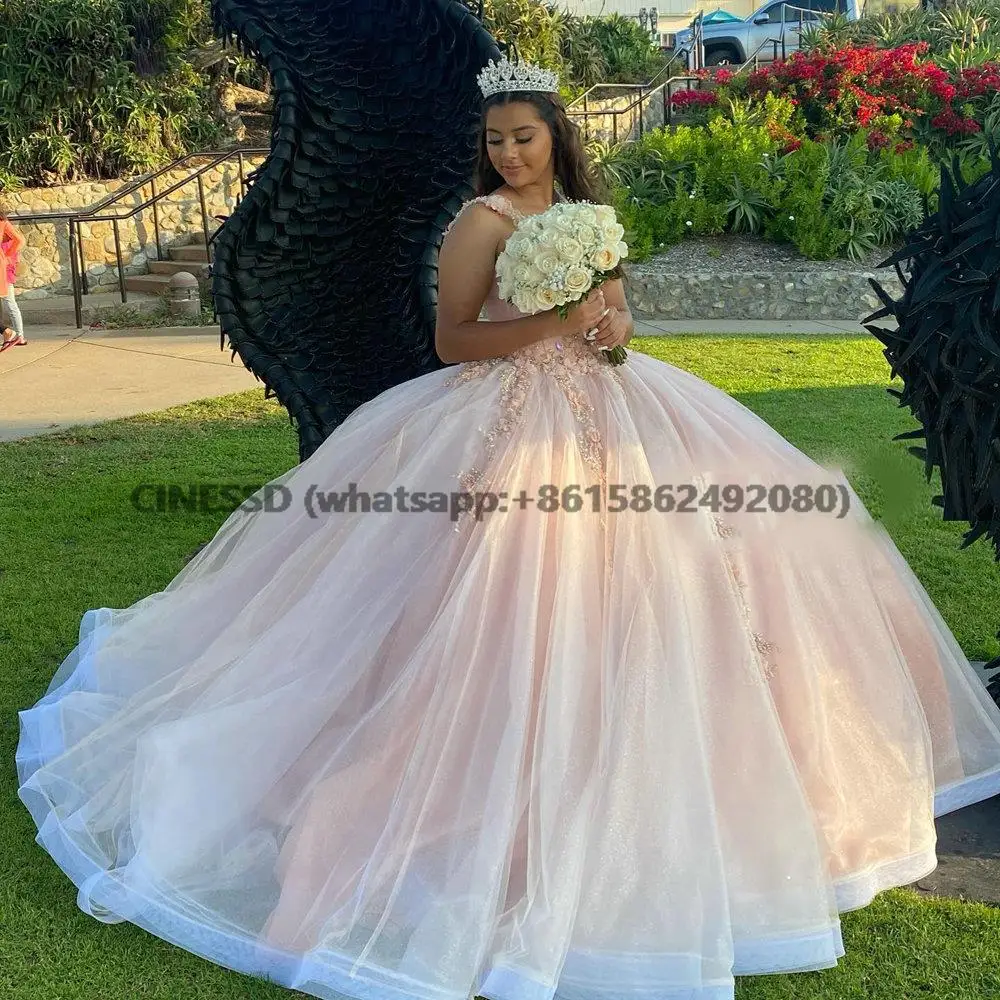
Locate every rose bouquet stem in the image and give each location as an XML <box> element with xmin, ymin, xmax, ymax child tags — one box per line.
<box><xmin>556</xmin><ymin>271</ymin><xmax>627</xmax><ymax>366</ymax></box>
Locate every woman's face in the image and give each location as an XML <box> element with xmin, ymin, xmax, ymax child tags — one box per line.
<box><xmin>484</xmin><ymin>101</ymin><xmax>554</xmax><ymax>191</ymax></box>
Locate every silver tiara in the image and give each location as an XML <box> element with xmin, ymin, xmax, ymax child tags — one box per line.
<box><xmin>477</xmin><ymin>57</ymin><xmax>560</xmax><ymax>100</ymax></box>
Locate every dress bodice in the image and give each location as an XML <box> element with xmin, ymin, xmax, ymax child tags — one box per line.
<box><xmin>444</xmin><ymin>191</ymin><xmax>536</xmax><ymax>322</ymax></box>
<box><xmin>443</xmin><ymin>191</ymin><xmax>604</xmax><ymax>368</ymax></box>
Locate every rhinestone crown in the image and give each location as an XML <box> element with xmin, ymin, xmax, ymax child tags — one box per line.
<box><xmin>477</xmin><ymin>57</ymin><xmax>560</xmax><ymax>99</ymax></box>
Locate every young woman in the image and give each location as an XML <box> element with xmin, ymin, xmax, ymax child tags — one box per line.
<box><xmin>16</xmin><ymin>59</ymin><xmax>1000</xmax><ymax>1000</ymax></box>
<box><xmin>0</xmin><ymin>210</ymin><xmax>26</xmax><ymax>351</ymax></box>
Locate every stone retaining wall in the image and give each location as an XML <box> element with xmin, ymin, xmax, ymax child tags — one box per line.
<box><xmin>4</xmin><ymin>155</ymin><xmax>266</xmax><ymax>298</ymax></box>
<box><xmin>623</xmin><ymin>266</ymin><xmax>905</xmax><ymax>321</ymax></box>
<box><xmin>572</xmin><ymin>91</ymin><xmax>666</xmax><ymax>146</ymax></box>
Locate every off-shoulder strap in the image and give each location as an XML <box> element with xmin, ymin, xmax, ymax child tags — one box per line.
<box><xmin>443</xmin><ymin>194</ymin><xmax>523</xmax><ymax>238</ymax></box>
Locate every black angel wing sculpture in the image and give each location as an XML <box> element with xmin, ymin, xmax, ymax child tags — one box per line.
<box><xmin>210</xmin><ymin>0</ymin><xmax>501</xmax><ymax>461</ymax></box>
<box><xmin>865</xmin><ymin>152</ymin><xmax>1000</xmax><ymax>693</ymax></box>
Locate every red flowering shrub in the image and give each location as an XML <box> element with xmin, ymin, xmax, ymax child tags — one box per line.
<box><xmin>728</xmin><ymin>42</ymin><xmax>994</xmax><ymax>151</ymax></box>
<box><xmin>957</xmin><ymin>64</ymin><xmax>1000</xmax><ymax>100</ymax></box>
<box><xmin>931</xmin><ymin>109</ymin><xmax>982</xmax><ymax>135</ymax></box>
<box><xmin>671</xmin><ymin>88</ymin><xmax>718</xmax><ymax>110</ymax></box>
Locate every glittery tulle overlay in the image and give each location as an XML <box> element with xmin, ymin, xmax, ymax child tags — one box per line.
<box><xmin>16</xmin><ymin>195</ymin><xmax>1000</xmax><ymax>1000</ymax></box>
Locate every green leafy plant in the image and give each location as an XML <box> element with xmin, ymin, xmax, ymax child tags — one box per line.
<box><xmin>726</xmin><ymin>177</ymin><xmax>771</xmax><ymax>233</ymax></box>
<box><xmin>0</xmin><ymin>0</ymin><xmax>224</xmax><ymax>184</ymax></box>
<box><xmin>471</xmin><ymin>0</ymin><xmax>668</xmax><ymax>90</ymax></box>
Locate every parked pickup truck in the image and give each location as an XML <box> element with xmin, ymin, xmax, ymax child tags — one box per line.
<box><xmin>672</xmin><ymin>0</ymin><xmax>859</xmax><ymax>67</ymax></box>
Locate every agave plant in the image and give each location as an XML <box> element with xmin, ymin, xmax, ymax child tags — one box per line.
<box><xmin>725</xmin><ymin>176</ymin><xmax>770</xmax><ymax>233</ymax></box>
<box><xmin>864</xmin><ymin>8</ymin><xmax>936</xmax><ymax>48</ymax></box>
<box><xmin>587</xmin><ymin>136</ymin><xmax>687</xmax><ymax>204</ymax></box>
<box><xmin>869</xmin><ymin>179</ymin><xmax>925</xmax><ymax>246</ymax></box>
<box><xmin>825</xmin><ymin>0</ymin><xmax>1000</xmax><ymax>62</ymax></box>
<box><xmin>476</xmin><ymin>0</ymin><xmax>568</xmax><ymax>74</ymax></box>
<box><xmin>584</xmin><ymin>136</ymin><xmax>629</xmax><ymax>191</ymax></box>
<box><xmin>799</xmin><ymin>11</ymin><xmax>859</xmax><ymax>53</ymax></box>
<box><xmin>561</xmin><ymin>16</ymin><xmax>608</xmax><ymax>89</ymax></box>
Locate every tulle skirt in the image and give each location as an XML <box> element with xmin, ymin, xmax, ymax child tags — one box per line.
<box><xmin>17</xmin><ymin>340</ymin><xmax>1000</xmax><ymax>1000</ymax></box>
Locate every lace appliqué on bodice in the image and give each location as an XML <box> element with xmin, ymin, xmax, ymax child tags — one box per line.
<box><xmin>441</xmin><ymin>194</ymin><xmax>624</xmax><ymax>505</ymax></box>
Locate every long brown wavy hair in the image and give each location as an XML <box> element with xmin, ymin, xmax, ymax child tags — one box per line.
<box><xmin>474</xmin><ymin>90</ymin><xmax>610</xmax><ymax>205</ymax></box>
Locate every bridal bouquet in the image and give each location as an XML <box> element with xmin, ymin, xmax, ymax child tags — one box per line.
<box><xmin>495</xmin><ymin>200</ymin><xmax>629</xmax><ymax>365</ymax></box>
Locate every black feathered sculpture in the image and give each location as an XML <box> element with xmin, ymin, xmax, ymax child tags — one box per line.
<box><xmin>210</xmin><ymin>0</ymin><xmax>502</xmax><ymax>462</ymax></box>
<box><xmin>866</xmin><ymin>151</ymin><xmax>1000</xmax><ymax>701</ymax></box>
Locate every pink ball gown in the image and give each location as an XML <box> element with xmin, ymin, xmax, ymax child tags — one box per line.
<box><xmin>16</xmin><ymin>192</ymin><xmax>1000</xmax><ymax>1000</ymax></box>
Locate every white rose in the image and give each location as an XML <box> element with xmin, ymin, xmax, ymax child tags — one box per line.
<box><xmin>554</xmin><ymin>235</ymin><xmax>583</xmax><ymax>263</ymax></box>
<box><xmin>553</xmin><ymin>288</ymin><xmax>569</xmax><ymax>307</ymax></box>
<box><xmin>556</xmin><ymin>214</ymin><xmax>577</xmax><ymax>235</ymax></box>
<box><xmin>535</xmin><ymin>286</ymin><xmax>558</xmax><ymax>310</ymax></box>
<box><xmin>513</xmin><ymin>289</ymin><xmax>535</xmax><ymax>313</ymax></box>
<box><xmin>590</xmin><ymin>246</ymin><xmax>619</xmax><ymax>270</ymax></box>
<box><xmin>534</xmin><ymin>248</ymin><xmax>561</xmax><ymax>276</ymax></box>
<box><xmin>575</xmin><ymin>224</ymin><xmax>598</xmax><ymax>248</ymax></box>
<box><xmin>564</xmin><ymin>266</ymin><xmax>593</xmax><ymax>296</ymax></box>
<box><xmin>508</xmin><ymin>239</ymin><xmax>530</xmax><ymax>261</ymax></box>
<box><xmin>594</xmin><ymin>205</ymin><xmax>617</xmax><ymax>226</ymax></box>
<box><xmin>601</xmin><ymin>222</ymin><xmax>625</xmax><ymax>243</ymax></box>
<box><xmin>513</xmin><ymin>261</ymin><xmax>532</xmax><ymax>284</ymax></box>
<box><xmin>617</xmin><ymin>240</ymin><xmax>629</xmax><ymax>259</ymax></box>
<box><xmin>575</xmin><ymin>205</ymin><xmax>598</xmax><ymax>226</ymax></box>
<box><xmin>525</xmin><ymin>264</ymin><xmax>546</xmax><ymax>286</ymax></box>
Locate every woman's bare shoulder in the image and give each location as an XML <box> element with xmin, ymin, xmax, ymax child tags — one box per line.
<box><xmin>442</xmin><ymin>199</ymin><xmax>509</xmax><ymax>256</ymax></box>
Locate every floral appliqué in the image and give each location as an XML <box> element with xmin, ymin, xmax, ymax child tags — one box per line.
<box><xmin>446</xmin><ymin>339</ymin><xmax>624</xmax><ymax>508</ymax></box>
<box><xmin>712</xmin><ymin>516</ymin><xmax>778</xmax><ymax>683</ymax></box>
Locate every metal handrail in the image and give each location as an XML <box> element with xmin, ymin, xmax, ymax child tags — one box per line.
<box><xmin>70</xmin><ymin>151</ymin><xmax>237</xmax><ymax>223</ymax></box>
<box><xmin>738</xmin><ymin>33</ymin><xmax>784</xmax><ymax>71</ymax></box>
<box><xmin>8</xmin><ymin>147</ymin><xmax>267</xmax><ymax>328</ymax></box>
<box><xmin>771</xmin><ymin>4</ymin><xmax>833</xmax><ymax>61</ymax></box>
<box><xmin>663</xmin><ymin>73</ymin><xmax>708</xmax><ymax>124</ymax></box>
<box><xmin>567</xmin><ymin>68</ymin><xmax>714</xmax><ymax>143</ymax></box>
<box><xmin>566</xmin><ymin>52</ymin><xmax>684</xmax><ymax>112</ymax></box>
<box><xmin>568</xmin><ymin>72</ymin><xmax>702</xmax><ymax>144</ymax></box>
<box><xmin>689</xmin><ymin>12</ymin><xmax>706</xmax><ymax>72</ymax></box>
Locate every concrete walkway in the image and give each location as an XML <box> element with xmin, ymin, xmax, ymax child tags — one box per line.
<box><xmin>0</xmin><ymin>318</ymin><xmax>878</xmax><ymax>444</ymax></box>
<box><xmin>0</xmin><ymin>323</ymin><xmax>258</xmax><ymax>441</ymax></box>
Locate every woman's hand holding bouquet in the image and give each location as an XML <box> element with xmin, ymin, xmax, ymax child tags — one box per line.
<box><xmin>495</xmin><ymin>201</ymin><xmax>629</xmax><ymax>365</ymax></box>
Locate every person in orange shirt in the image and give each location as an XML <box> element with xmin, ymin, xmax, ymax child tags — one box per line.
<box><xmin>0</xmin><ymin>210</ymin><xmax>27</xmax><ymax>351</ymax></box>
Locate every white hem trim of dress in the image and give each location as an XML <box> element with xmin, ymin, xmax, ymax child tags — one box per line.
<box><xmin>16</xmin><ymin>608</ymin><xmax>1000</xmax><ymax>1000</ymax></box>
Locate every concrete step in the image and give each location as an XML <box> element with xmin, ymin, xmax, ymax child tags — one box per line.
<box><xmin>150</xmin><ymin>260</ymin><xmax>209</xmax><ymax>276</ymax></box>
<box><xmin>169</xmin><ymin>245</ymin><xmax>210</xmax><ymax>263</ymax></box>
<box><xmin>125</xmin><ymin>274</ymin><xmax>173</xmax><ymax>294</ymax></box>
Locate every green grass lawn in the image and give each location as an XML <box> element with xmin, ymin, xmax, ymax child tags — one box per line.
<box><xmin>2</xmin><ymin>334</ymin><xmax>999</xmax><ymax>999</ymax></box>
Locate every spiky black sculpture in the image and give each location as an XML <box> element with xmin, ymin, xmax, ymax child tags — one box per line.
<box><xmin>866</xmin><ymin>151</ymin><xmax>1000</xmax><ymax>699</ymax></box>
<box><xmin>210</xmin><ymin>0</ymin><xmax>501</xmax><ymax>462</ymax></box>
